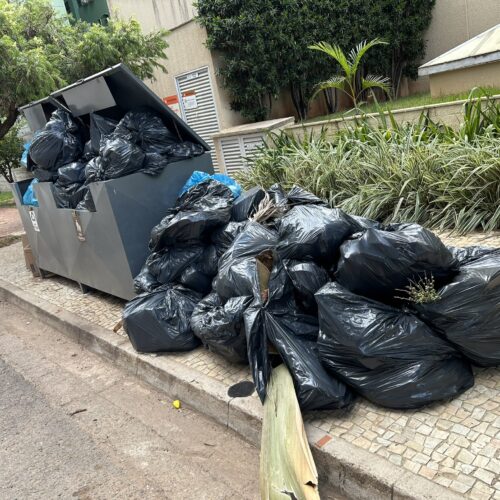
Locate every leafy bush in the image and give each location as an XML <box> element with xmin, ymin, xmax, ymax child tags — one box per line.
<box><xmin>236</xmin><ymin>93</ymin><xmax>500</xmax><ymax>233</ymax></box>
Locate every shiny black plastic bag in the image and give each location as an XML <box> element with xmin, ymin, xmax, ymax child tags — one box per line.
<box><xmin>57</xmin><ymin>162</ymin><xmax>86</xmax><ymax>186</ymax></box>
<box><xmin>142</xmin><ymin>152</ymin><xmax>168</xmax><ymax>176</ymax></box>
<box><xmin>99</xmin><ymin>136</ymin><xmax>145</xmax><ymax>179</ymax></box>
<box><xmin>215</xmin><ymin>222</ymin><xmax>278</xmax><ymax>300</ymax></box>
<box><xmin>350</xmin><ymin>214</ymin><xmax>383</xmax><ymax>230</ymax></box>
<box><xmin>447</xmin><ymin>245</ymin><xmax>500</xmax><ymax>266</ymax></box>
<box><xmin>178</xmin><ymin>245</ymin><xmax>219</xmax><ymax>294</ymax></box>
<box><xmin>114</xmin><ymin>110</ymin><xmax>177</xmax><ymax>154</ymax></box>
<box><xmin>29</xmin><ymin>109</ymin><xmax>83</xmax><ymax>170</ymax></box>
<box><xmin>165</xmin><ymin>142</ymin><xmax>204</xmax><ymax>160</ymax></box>
<box><xmin>75</xmin><ymin>188</ymin><xmax>96</xmax><ymax>212</ymax></box>
<box><xmin>277</xmin><ymin>205</ymin><xmax>360</xmax><ymax>264</ymax></box>
<box><xmin>149</xmin><ymin>180</ymin><xmax>233</xmax><ymax>250</ymax></box>
<box><xmin>191</xmin><ymin>293</ymin><xmax>252</xmax><ymax>363</ymax></box>
<box><xmin>33</xmin><ymin>168</ymin><xmax>58</xmax><ymax>182</ymax></box>
<box><xmin>123</xmin><ymin>285</ymin><xmax>202</xmax><ymax>353</ymax></box>
<box><xmin>89</xmin><ymin>113</ymin><xmax>118</xmax><ymax>153</ymax></box>
<box><xmin>286</xmin><ymin>186</ymin><xmax>325</xmax><ymax>207</ymax></box>
<box><xmin>211</xmin><ymin>221</ymin><xmax>248</xmax><ymax>258</ymax></box>
<box><xmin>52</xmin><ymin>182</ymin><xmax>87</xmax><ymax>209</ymax></box>
<box><xmin>335</xmin><ymin>223</ymin><xmax>458</xmax><ymax>303</ymax></box>
<box><xmin>284</xmin><ymin>260</ymin><xmax>329</xmax><ymax>313</ymax></box>
<box><xmin>134</xmin><ymin>267</ymin><xmax>161</xmax><ymax>294</ymax></box>
<box><xmin>316</xmin><ymin>282</ymin><xmax>474</xmax><ymax>409</ymax></box>
<box><xmin>415</xmin><ymin>254</ymin><xmax>500</xmax><ymax>367</ymax></box>
<box><xmin>84</xmin><ymin>157</ymin><xmax>103</xmax><ymax>183</ymax></box>
<box><xmin>231</xmin><ymin>187</ymin><xmax>266</xmax><ymax>222</ymax></box>
<box><xmin>146</xmin><ymin>246</ymin><xmax>204</xmax><ymax>284</ymax></box>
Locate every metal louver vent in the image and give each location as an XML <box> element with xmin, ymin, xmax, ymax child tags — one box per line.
<box><xmin>220</xmin><ymin>133</ymin><xmax>265</xmax><ymax>175</ymax></box>
<box><xmin>175</xmin><ymin>67</ymin><xmax>220</xmax><ymax>169</ymax></box>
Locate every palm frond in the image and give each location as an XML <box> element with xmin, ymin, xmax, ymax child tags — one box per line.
<box><xmin>311</xmin><ymin>75</ymin><xmax>346</xmax><ymax>100</ymax></box>
<box><xmin>309</xmin><ymin>42</ymin><xmax>351</xmax><ymax>77</ymax></box>
<box><xmin>361</xmin><ymin>74</ymin><xmax>392</xmax><ymax>95</ymax></box>
<box><xmin>349</xmin><ymin>38</ymin><xmax>388</xmax><ymax>72</ymax></box>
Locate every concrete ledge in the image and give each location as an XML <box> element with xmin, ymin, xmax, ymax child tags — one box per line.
<box><xmin>0</xmin><ymin>278</ymin><xmax>461</xmax><ymax>500</ymax></box>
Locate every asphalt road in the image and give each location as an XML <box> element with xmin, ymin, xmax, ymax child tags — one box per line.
<box><xmin>0</xmin><ymin>300</ymin><xmax>259</xmax><ymax>499</ymax></box>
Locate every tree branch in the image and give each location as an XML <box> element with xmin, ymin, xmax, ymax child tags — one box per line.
<box><xmin>0</xmin><ymin>106</ymin><xmax>20</xmax><ymax>142</ymax></box>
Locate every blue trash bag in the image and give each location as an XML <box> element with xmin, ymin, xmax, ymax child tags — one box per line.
<box><xmin>21</xmin><ymin>142</ymin><xmax>31</xmax><ymax>168</ymax></box>
<box><xmin>179</xmin><ymin>171</ymin><xmax>242</xmax><ymax>199</ymax></box>
<box><xmin>22</xmin><ymin>179</ymin><xmax>39</xmax><ymax>207</ymax></box>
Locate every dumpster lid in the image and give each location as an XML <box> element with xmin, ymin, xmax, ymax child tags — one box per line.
<box><xmin>50</xmin><ymin>64</ymin><xmax>209</xmax><ymax>151</ymax></box>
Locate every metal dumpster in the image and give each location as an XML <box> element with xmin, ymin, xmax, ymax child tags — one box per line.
<box><xmin>12</xmin><ymin>64</ymin><xmax>213</xmax><ymax>300</ymax></box>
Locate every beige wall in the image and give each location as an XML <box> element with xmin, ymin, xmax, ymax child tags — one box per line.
<box><xmin>429</xmin><ymin>61</ymin><xmax>500</xmax><ymax>97</ymax></box>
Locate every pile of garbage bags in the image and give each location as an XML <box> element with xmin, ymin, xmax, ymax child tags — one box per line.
<box><xmin>23</xmin><ymin>108</ymin><xmax>204</xmax><ymax>210</ymax></box>
<box><xmin>123</xmin><ymin>178</ymin><xmax>500</xmax><ymax>412</ymax></box>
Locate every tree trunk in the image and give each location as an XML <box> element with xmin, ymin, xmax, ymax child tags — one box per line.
<box><xmin>391</xmin><ymin>50</ymin><xmax>404</xmax><ymax>99</ymax></box>
<box><xmin>323</xmin><ymin>88</ymin><xmax>337</xmax><ymax>114</ymax></box>
<box><xmin>290</xmin><ymin>84</ymin><xmax>308</xmax><ymax>121</ymax></box>
<box><xmin>0</xmin><ymin>105</ymin><xmax>19</xmax><ymax>142</ymax></box>
<box><xmin>0</xmin><ymin>164</ymin><xmax>14</xmax><ymax>184</ymax></box>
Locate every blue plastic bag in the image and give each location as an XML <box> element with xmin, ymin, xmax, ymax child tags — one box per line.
<box><xmin>179</xmin><ymin>171</ymin><xmax>242</xmax><ymax>199</ymax></box>
<box><xmin>21</xmin><ymin>142</ymin><xmax>31</xmax><ymax>168</ymax></box>
<box><xmin>22</xmin><ymin>179</ymin><xmax>39</xmax><ymax>207</ymax></box>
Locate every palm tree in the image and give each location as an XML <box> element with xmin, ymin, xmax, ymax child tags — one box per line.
<box><xmin>309</xmin><ymin>39</ymin><xmax>391</xmax><ymax>109</ymax></box>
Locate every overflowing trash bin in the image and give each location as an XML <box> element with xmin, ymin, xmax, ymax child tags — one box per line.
<box><xmin>122</xmin><ymin>178</ymin><xmax>500</xmax><ymax>411</ymax></box>
<box><xmin>11</xmin><ymin>64</ymin><xmax>213</xmax><ymax>300</ymax></box>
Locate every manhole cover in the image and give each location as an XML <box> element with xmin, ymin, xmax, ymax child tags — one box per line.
<box><xmin>227</xmin><ymin>381</ymin><xmax>255</xmax><ymax>398</ymax></box>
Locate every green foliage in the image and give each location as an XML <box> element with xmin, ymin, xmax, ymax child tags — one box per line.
<box><xmin>0</xmin><ymin>0</ymin><xmax>168</xmax><ymax>141</ymax></box>
<box><xmin>236</xmin><ymin>94</ymin><xmax>500</xmax><ymax>234</ymax></box>
<box><xmin>309</xmin><ymin>39</ymin><xmax>391</xmax><ymax>108</ymax></box>
<box><xmin>0</xmin><ymin>125</ymin><xmax>23</xmax><ymax>183</ymax></box>
<box><xmin>197</xmin><ymin>0</ymin><xmax>435</xmax><ymax>120</ymax></box>
<box><xmin>396</xmin><ymin>274</ymin><xmax>441</xmax><ymax>304</ymax></box>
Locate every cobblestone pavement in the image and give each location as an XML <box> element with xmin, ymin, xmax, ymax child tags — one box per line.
<box><xmin>0</xmin><ymin>207</ymin><xmax>23</xmax><ymax>239</ymax></box>
<box><xmin>0</xmin><ymin>230</ymin><xmax>499</xmax><ymax>499</ymax></box>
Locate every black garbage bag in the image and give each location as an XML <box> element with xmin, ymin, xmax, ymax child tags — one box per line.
<box><xmin>114</xmin><ymin>110</ymin><xmax>177</xmax><ymax>154</ymax></box>
<box><xmin>231</xmin><ymin>187</ymin><xmax>266</xmax><ymax>222</ymax></box>
<box><xmin>149</xmin><ymin>180</ymin><xmax>233</xmax><ymax>250</ymax></box>
<box><xmin>350</xmin><ymin>214</ymin><xmax>383</xmax><ymax>230</ymax></box>
<box><xmin>243</xmin><ymin>256</ymin><xmax>352</xmax><ymax>410</ymax></box>
<box><xmin>90</xmin><ymin>113</ymin><xmax>118</xmax><ymax>153</ymax></box>
<box><xmin>284</xmin><ymin>260</ymin><xmax>329</xmax><ymax>313</ymax></box>
<box><xmin>84</xmin><ymin>157</ymin><xmax>103</xmax><ymax>183</ymax></box>
<box><xmin>277</xmin><ymin>205</ymin><xmax>360</xmax><ymax>264</ymax></box>
<box><xmin>211</xmin><ymin>221</ymin><xmax>248</xmax><ymax>257</ymax></box>
<box><xmin>165</xmin><ymin>142</ymin><xmax>205</xmax><ymax>160</ymax></box>
<box><xmin>215</xmin><ymin>222</ymin><xmax>278</xmax><ymax>300</ymax></box>
<box><xmin>267</xmin><ymin>184</ymin><xmax>288</xmax><ymax>207</ymax></box>
<box><xmin>134</xmin><ymin>267</ymin><xmax>161</xmax><ymax>294</ymax></box>
<box><xmin>57</xmin><ymin>162</ymin><xmax>86</xmax><ymax>186</ymax></box>
<box><xmin>335</xmin><ymin>224</ymin><xmax>459</xmax><ymax>303</ymax></box>
<box><xmin>29</xmin><ymin>109</ymin><xmax>83</xmax><ymax>170</ymax></box>
<box><xmin>178</xmin><ymin>245</ymin><xmax>219</xmax><ymax>294</ymax></box>
<box><xmin>52</xmin><ymin>182</ymin><xmax>87</xmax><ymax>209</ymax></box>
<box><xmin>415</xmin><ymin>254</ymin><xmax>500</xmax><ymax>367</ymax></box>
<box><xmin>99</xmin><ymin>136</ymin><xmax>145</xmax><ymax>179</ymax></box>
<box><xmin>123</xmin><ymin>285</ymin><xmax>202</xmax><ymax>353</ymax></box>
<box><xmin>316</xmin><ymin>282</ymin><xmax>474</xmax><ymax>409</ymax></box>
<box><xmin>142</xmin><ymin>152</ymin><xmax>168</xmax><ymax>176</ymax></box>
<box><xmin>286</xmin><ymin>186</ymin><xmax>326</xmax><ymax>207</ymax></box>
<box><xmin>447</xmin><ymin>245</ymin><xmax>500</xmax><ymax>266</ymax></box>
<box><xmin>146</xmin><ymin>246</ymin><xmax>205</xmax><ymax>284</ymax></box>
<box><xmin>191</xmin><ymin>293</ymin><xmax>252</xmax><ymax>363</ymax></box>
<box><xmin>75</xmin><ymin>188</ymin><xmax>96</xmax><ymax>212</ymax></box>
<box><xmin>33</xmin><ymin>168</ymin><xmax>58</xmax><ymax>182</ymax></box>
<box><xmin>82</xmin><ymin>140</ymin><xmax>95</xmax><ymax>161</ymax></box>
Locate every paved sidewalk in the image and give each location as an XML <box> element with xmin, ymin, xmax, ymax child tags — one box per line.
<box><xmin>0</xmin><ymin>207</ymin><xmax>23</xmax><ymax>239</ymax></box>
<box><xmin>0</xmin><ymin>231</ymin><xmax>499</xmax><ymax>499</ymax></box>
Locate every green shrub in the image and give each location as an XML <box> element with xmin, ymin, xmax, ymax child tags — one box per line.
<box><xmin>236</xmin><ymin>94</ymin><xmax>500</xmax><ymax>233</ymax></box>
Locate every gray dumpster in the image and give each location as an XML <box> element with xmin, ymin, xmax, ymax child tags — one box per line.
<box><xmin>12</xmin><ymin>64</ymin><xmax>213</xmax><ymax>300</ymax></box>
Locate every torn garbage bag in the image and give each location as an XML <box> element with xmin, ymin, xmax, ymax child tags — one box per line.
<box><xmin>215</xmin><ymin>223</ymin><xmax>278</xmax><ymax>300</ymax></box>
<box><xmin>99</xmin><ymin>136</ymin><xmax>145</xmax><ymax>179</ymax></box>
<box><xmin>335</xmin><ymin>223</ymin><xmax>458</xmax><ymax>303</ymax></box>
<box><xmin>277</xmin><ymin>205</ymin><xmax>360</xmax><ymax>264</ymax></box>
<box><xmin>191</xmin><ymin>293</ymin><xmax>252</xmax><ymax>363</ymax></box>
<box><xmin>231</xmin><ymin>187</ymin><xmax>266</xmax><ymax>222</ymax></box>
<box><xmin>29</xmin><ymin>109</ymin><xmax>83</xmax><ymax>170</ymax></box>
<box><xmin>415</xmin><ymin>253</ymin><xmax>500</xmax><ymax>367</ymax></box>
<box><xmin>243</xmin><ymin>256</ymin><xmax>352</xmax><ymax>410</ymax></box>
<box><xmin>123</xmin><ymin>285</ymin><xmax>202</xmax><ymax>353</ymax></box>
<box><xmin>316</xmin><ymin>282</ymin><xmax>474</xmax><ymax>409</ymax></box>
<box><xmin>149</xmin><ymin>180</ymin><xmax>233</xmax><ymax>250</ymax></box>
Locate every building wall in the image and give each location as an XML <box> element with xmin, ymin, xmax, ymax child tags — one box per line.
<box><xmin>429</xmin><ymin>61</ymin><xmax>500</xmax><ymax>97</ymax></box>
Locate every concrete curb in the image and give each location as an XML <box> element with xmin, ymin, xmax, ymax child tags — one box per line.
<box><xmin>0</xmin><ymin>278</ymin><xmax>461</xmax><ymax>500</ymax></box>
